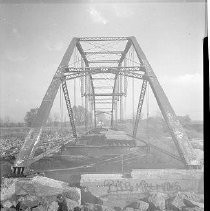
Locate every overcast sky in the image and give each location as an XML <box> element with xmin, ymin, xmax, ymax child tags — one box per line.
<box><xmin>0</xmin><ymin>1</ymin><xmax>205</xmax><ymax>122</ymax></box>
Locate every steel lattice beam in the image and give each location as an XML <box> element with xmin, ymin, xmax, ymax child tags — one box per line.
<box><xmin>62</xmin><ymin>80</ymin><xmax>77</xmax><ymax>138</ymax></box>
<box><xmin>133</xmin><ymin>80</ymin><xmax>147</xmax><ymax>138</ymax></box>
<box><xmin>64</xmin><ymin>66</ymin><xmax>145</xmax><ymax>73</ymax></box>
<box><xmin>88</xmin><ymin>60</ymin><xmax>119</xmax><ymax>63</ymax></box>
<box><xmin>84</xmin><ymin>51</ymin><xmax>123</xmax><ymax>55</ymax></box>
<box><xmin>95</xmin><ymin>86</ymin><xmax>113</xmax><ymax>89</ymax></box>
<box><xmin>91</xmin><ymin>93</ymin><xmax>124</xmax><ymax>96</ymax></box>
<box><xmin>79</xmin><ymin>37</ymin><xmax>128</xmax><ymax>41</ymax></box>
<box><xmin>96</xmin><ymin>102</ymin><xmax>112</xmax><ymax>104</ymax></box>
<box><xmin>95</xmin><ymin>111</ymin><xmax>112</xmax><ymax>115</ymax></box>
<box><xmin>64</xmin><ymin>72</ymin><xmax>144</xmax><ymax>81</ymax></box>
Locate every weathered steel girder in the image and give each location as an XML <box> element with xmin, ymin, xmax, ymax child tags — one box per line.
<box><xmin>95</xmin><ymin>111</ymin><xmax>112</xmax><ymax>115</ymax></box>
<box><xmin>133</xmin><ymin>80</ymin><xmax>147</xmax><ymax>138</ymax></box>
<box><xmin>64</xmin><ymin>71</ymin><xmax>145</xmax><ymax>81</ymax></box>
<box><xmin>92</xmin><ymin>93</ymin><xmax>124</xmax><ymax>96</ymax></box>
<box><xmin>14</xmin><ymin>38</ymin><xmax>78</xmax><ymax>168</ymax></box>
<box><xmin>89</xmin><ymin>60</ymin><xmax>119</xmax><ymax>63</ymax></box>
<box><xmin>79</xmin><ymin>37</ymin><xmax>128</xmax><ymax>41</ymax></box>
<box><xmin>95</xmin><ymin>102</ymin><xmax>112</xmax><ymax>104</ymax></box>
<box><xmin>64</xmin><ymin>66</ymin><xmax>145</xmax><ymax>73</ymax></box>
<box><xmin>84</xmin><ymin>51</ymin><xmax>123</xmax><ymax>55</ymax></box>
<box><xmin>129</xmin><ymin>36</ymin><xmax>197</xmax><ymax>167</ymax></box>
<box><xmin>62</xmin><ymin>80</ymin><xmax>77</xmax><ymax>138</ymax></box>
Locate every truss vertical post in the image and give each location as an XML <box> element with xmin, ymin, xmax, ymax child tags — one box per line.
<box><xmin>115</xmin><ymin>100</ymin><xmax>118</xmax><ymax>127</ymax></box>
<box><xmin>91</xmin><ymin>100</ymin><xmax>94</xmax><ymax>127</ymax></box>
<box><xmin>130</xmin><ymin>36</ymin><xmax>198</xmax><ymax>167</ymax></box>
<box><xmin>133</xmin><ymin>80</ymin><xmax>147</xmax><ymax>138</ymax></box>
<box><xmin>74</xmin><ymin>79</ymin><xmax>76</xmax><ymax>106</ymax></box>
<box><xmin>124</xmin><ymin>60</ymin><xmax>127</xmax><ymax>121</ymax></box>
<box><xmin>85</xmin><ymin>74</ymin><xmax>88</xmax><ymax>131</ymax></box>
<box><xmin>81</xmin><ymin>60</ymin><xmax>85</xmax><ymax>97</ymax></box>
<box><xmin>76</xmin><ymin>42</ymin><xmax>96</xmax><ymax>128</ymax></box>
<box><xmin>120</xmin><ymin>75</ymin><xmax>123</xmax><ymax>122</ymax></box>
<box><xmin>132</xmin><ymin>77</ymin><xmax>135</xmax><ymax>126</ymax></box>
<box><xmin>62</xmin><ymin>80</ymin><xmax>77</xmax><ymax>138</ymax></box>
<box><xmin>111</xmin><ymin>40</ymin><xmax>132</xmax><ymax>128</ymax></box>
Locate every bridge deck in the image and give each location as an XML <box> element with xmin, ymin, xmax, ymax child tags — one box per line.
<box><xmin>103</xmin><ymin>130</ymin><xmax>133</xmax><ymax>141</ymax></box>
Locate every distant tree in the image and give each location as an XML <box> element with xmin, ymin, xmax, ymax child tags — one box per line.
<box><xmin>52</xmin><ymin>112</ymin><xmax>59</xmax><ymax>126</ymax></box>
<box><xmin>17</xmin><ymin>122</ymin><xmax>24</xmax><ymax>127</ymax></box>
<box><xmin>4</xmin><ymin>116</ymin><xmax>11</xmax><ymax>127</ymax></box>
<box><xmin>0</xmin><ymin>118</ymin><xmax>3</xmax><ymax>127</ymax></box>
<box><xmin>145</xmin><ymin>116</ymin><xmax>166</xmax><ymax>138</ymax></box>
<box><xmin>24</xmin><ymin>108</ymin><xmax>38</xmax><ymax>127</ymax></box>
<box><xmin>47</xmin><ymin>114</ymin><xmax>53</xmax><ymax>126</ymax></box>
<box><xmin>155</xmin><ymin>110</ymin><xmax>162</xmax><ymax>118</ymax></box>
<box><xmin>72</xmin><ymin>105</ymin><xmax>92</xmax><ymax>126</ymax></box>
<box><xmin>178</xmin><ymin>115</ymin><xmax>192</xmax><ymax>127</ymax></box>
<box><xmin>97</xmin><ymin>111</ymin><xmax>109</xmax><ymax>126</ymax></box>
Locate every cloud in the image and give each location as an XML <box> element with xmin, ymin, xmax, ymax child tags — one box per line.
<box><xmin>5</xmin><ymin>50</ymin><xmax>28</xmax><ymax>62</ymax></box>
<box><xmin>174</xmin><ymin>73</ymin><xmax>203</xmax><ymax>84</ymax></box>
<box><xmin>88</xmin><ymin>6</ymin><xmax>108</xmax><ymax>24</ymax></box>
<box><xmin>45</xmin><ymin>40</ymin><xmax>64</xmax><ymax>52</ymax></box>
<box><xmin>12</xmin><ymin>27</ymin><xmax>21</xmax><ymax>39</ymax></box>
<box><xmin>161</xmin><ymin>73</ymin><xmax>203</xmax><ymax>85</ymax></box>
<box><xmin>159</xmin><ymin>73</ymin><xmax>203</xmax><ymax>120</ymax></box>
<box><xmin>112</xmin><ymin>4</ymin><xmax>133</xmax><ymax>18</ymax></box>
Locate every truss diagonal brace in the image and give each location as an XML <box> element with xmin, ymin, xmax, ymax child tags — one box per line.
<box><xmin>130</xmin><ymin>36</ymin><xmax>198</xmax><ymax>167</ymax></box>
<box><xmin>14</xmin><ymin>38</ymin><xmax>78</xmax><ymax>168</ymax></box>
<box><xmin>62</xmin><ymin>80</ymin><xmax>77</xmax><ymax>138</ymax></box>
<box><xmin>133</xmin><ymin>80</ymin><xmax>147</xmax><ymax>138</ymax></box>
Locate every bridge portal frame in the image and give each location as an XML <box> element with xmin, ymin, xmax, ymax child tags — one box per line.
<box><xmin>13</xmin><ymin>36</ymin><xmax>198</xmax><ymax>172</ymax></box>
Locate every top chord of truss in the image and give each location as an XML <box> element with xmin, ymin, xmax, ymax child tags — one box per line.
<box><xmin>79</xmin><ymin>37</ymin><xmax>128</xmax><ymax>41</ymax></box>
<box><xmin>84</xmin><ymin>51</ymin><xmax>123</xmax><ymax>55</ymax></box>
<box><xmin>89</xmin><ymin>60</ymin><xmax>119</xmax><ymax>63</ymax></box>
<box><xmin>64</xmin><ymin>66</ymin><xmax>143</xmax><ymax>72</ymax></box>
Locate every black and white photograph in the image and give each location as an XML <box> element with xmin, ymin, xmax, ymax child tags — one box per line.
<box><xmin>0</xmin><ymin>0</ymin><xmax>206</xmax><ymax>210</ymax></box>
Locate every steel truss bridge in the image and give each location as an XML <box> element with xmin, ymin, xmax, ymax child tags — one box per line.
<box><xmin>13</xmin><ymin>37</ymin><xmax>199</xmax><ymax>174</ymax></box>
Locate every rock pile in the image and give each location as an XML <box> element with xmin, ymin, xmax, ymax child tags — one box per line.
<box><xmin>0</xmin><ymin>129</ymin><xmax>73</xmax><ymax>160</ymax></box>
<box><xmin>120</xmin><ymin>191</ymin><xmax>204</xmax><ymax>211</ymax></box>
<box><xmin>1</xmin><ymin>176</ymin><xmax>204</xmax><ymax>211</ymax></box>
<box><xmin>0</xmin><ymin>176</ymin><xmax>81</xmax><ymax>211</ymax></box>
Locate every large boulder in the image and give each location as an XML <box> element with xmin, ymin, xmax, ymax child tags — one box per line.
<box><xmin>17</xmin><ymin>195</ymin><xmax>41</xmax><ymax>209</ymax></box>
<box><xmin>1</xmin><ymin>176</ymin><xmax>81</xmax><ymax>210</ymax></box>
<box><xmin>165</xmin><ymin>196</ymin><xmax>180</xmax><ymax>211</ymax></box>
<box><xmin>81</xmin><ymin>187</ymin><xmax>103</xmax><ymax>205</ymax></box>
<box><xmin>136</xmin><ymin>200</ymin><xmax>149</xmax><ymax>211</ymax></box>
<box><xmin>171</xmin><ymin>192</ymin><xmax>204</xmax><ymax>210</ymax></box>
<box><xmin>1</xmin><ymin>178</ymin><xmax>19</xmax><ymax>201</ymax></box>
<box><xmin>182</xmin><ymin>207</ymin><xmax>204</xmax><ymax>211</ymax></box>
<box><xmin>124</xmin><ymin>208</ymin><xmax>134</xmax><ymax>211</ymax></box>
<box><xmin>66</xmin><ymin>198</ymin><xmax>79</xmax><ymax>210</ymax></box>
<box><xmin>47</xmin><ymin>201</ymin><xmax>59</xmax><ymax>211</ymax></box>
<box><xmin>148</xmin><ymin>192</ymin><xmax>168</xmax><ymax>210</ymax></box>
<box><xmin>171</xmin><ymin>193</ymin><xmax>186</xmax><ymax>209</ymax></box>
<box><xmin>123</xmin><ymin>200</ymin><xmax>149</xmax><ymax>211</ymax></box>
